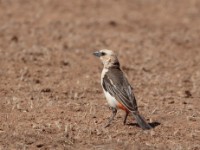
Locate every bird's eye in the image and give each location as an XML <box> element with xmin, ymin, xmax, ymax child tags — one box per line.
<box><xmin>101</xmin><ymin>52</ymin><xmax>106</xmax><ymax>56</ymax></box>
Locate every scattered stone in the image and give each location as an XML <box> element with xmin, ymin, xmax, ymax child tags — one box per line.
<box><xmin>96</xmin><ymin>129</ymin><xmax>101</xmax><ymax>136</ymax></box>
<box><xmin>108</xmin><ymin>20</ymin><xmax>117</xmax><ymax>27</ymax></box>
<box><xmin>11</xmin><ymin>35</ymin><xmax>18</xmax><ymax>42</ymax></box>
<box><xmin>183</xmin><ymin>101</ymin><xmax>187</xmax><ymax>104</ymax></box>
<box><xmin>63</xmin><ymin>43</ymin><xmax>69</xmax><ymax>50</ymax></box>
<box><xmin>185</xmin><ymin>90</ymin><xmax>192</xmax><ymax>98</ymax></box>
<box><xmin>41</xmin><ymin>88</ymin><xmax>51</xmax><ymax>92</ymax></box>
<box><xmin>128</xmin><ymin>132</ymin><xmax>133</xmax><ymax>136</ymax></box>
<box><xmin>187</xmin><ymin>116</ymin><xmax>196</xmax><ymax>122</ymax></box>
<box><xmin>142</xmin><ymin>67</ymin><xmax>151</xmax><ymax>73</ymax></box>
<box><xmin>74</xmin><ymin>106</ymin><xmax>81</xmax><ymax>112</ymax></box>
<box><xmin>34</xmin><ymin>79</ymin><xmax>41</xmax><ymax>84</ymax></box>
<box><xmin>36</xmin><ymin>143</ymin><xmax>44</xmax><ymax>148</ymax></box>
<box><xmin>61</xmin><ymin>60</ymin><xmax>70</xmax><ymax>66</ymax></box>
<box><xmin>168</xmin><ymin>100</ymin><xmax>174</xmax><ymax>104</ymax></box>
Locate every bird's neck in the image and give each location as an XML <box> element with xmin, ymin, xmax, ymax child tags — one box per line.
<box><xmin>104</xmin><ymin>61</ymin><xmax>120</xmax><ymax>69</ymax></box>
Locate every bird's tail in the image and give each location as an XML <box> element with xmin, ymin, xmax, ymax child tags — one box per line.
<box><xmin>132</xmin><ymin>112</ymin><xmax>152</xmax><ymax>130</ymax></box>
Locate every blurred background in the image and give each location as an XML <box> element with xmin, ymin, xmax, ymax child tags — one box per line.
<box><xmin>0</xmin><ymin>0</ymin><xmax>200</xmax><ymax>149</ymax></box>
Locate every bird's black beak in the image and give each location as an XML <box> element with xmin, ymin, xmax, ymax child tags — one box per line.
<box><xmin>93</xmin><ymin>51</ymin><xmax>101</xmax><ymax>57</ymax></box>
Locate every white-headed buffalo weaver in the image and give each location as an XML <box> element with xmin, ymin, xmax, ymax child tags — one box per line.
<box><xmin>93</xmin><ymin>49</ymin><xmax>152</xmax><ymax>130</ymax></box>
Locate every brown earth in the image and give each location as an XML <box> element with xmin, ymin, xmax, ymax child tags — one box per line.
<box><xmin>0</xmin><ymin>0</ymin><xmax>200</xmax><ymax>149</ymax></box>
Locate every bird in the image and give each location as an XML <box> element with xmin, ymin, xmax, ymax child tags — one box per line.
<box><xmin>93</xmin><ymin>49</ymin><xmax>152</xmax><ymax>130</ymax></box>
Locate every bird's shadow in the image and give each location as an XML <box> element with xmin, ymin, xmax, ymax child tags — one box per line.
<box><xmin>127</xmin><ymin>121</ymin><xmax>160</xmax><ymax>129</ymax></box>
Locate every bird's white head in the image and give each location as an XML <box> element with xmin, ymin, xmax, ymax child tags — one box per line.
<box><xmin>93</xmin><ymin>49</ymin><xmax>119</xmax><ymax>68</ymax></box>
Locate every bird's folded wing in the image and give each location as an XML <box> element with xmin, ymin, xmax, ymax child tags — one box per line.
<box><xmin>102</xmin><ymin>68</ymin><xmax>138</xmax><ymax>112</ymax></box>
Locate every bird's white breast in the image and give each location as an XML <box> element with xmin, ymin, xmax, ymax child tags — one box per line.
<box><xmin>103</xmin><ymin>89</ymin><xmax>118</xmax><ymax>108</ymax></box>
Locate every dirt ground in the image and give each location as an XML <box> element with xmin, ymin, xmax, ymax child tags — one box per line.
<box><xmin>0</xmin><ymin>0</ymin><xmax>200</xmax><ymax>149</ymax></box>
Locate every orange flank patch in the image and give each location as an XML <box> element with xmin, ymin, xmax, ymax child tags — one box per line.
<box><xmin>117</xmin><ymin>102</ymin><xmax>129</xmax><ymax>112</ymax></box>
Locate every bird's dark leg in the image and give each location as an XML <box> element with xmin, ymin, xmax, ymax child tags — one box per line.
<box><xmin>104</xmin><ymin>107</ymin><xmax>117</xmax><ymax>128</ymax></box>
<box><xmin>123</xmin><ymin>111</ymin><xmax>129</xmax><ymax>125</ymax></box>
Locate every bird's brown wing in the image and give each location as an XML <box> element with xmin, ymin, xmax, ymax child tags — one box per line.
<box><xmin>102</xmin><ymin>67</ymin><xmax>138</xmax><ymax>112</ymax></box>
